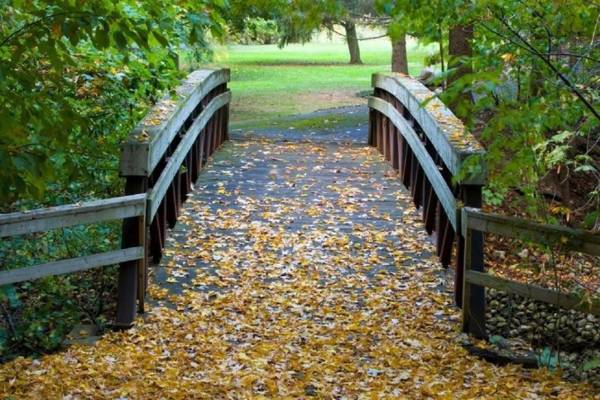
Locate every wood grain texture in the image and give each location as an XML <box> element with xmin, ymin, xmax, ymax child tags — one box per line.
<box><xmin>369</xmin><ymin>96</ymin><xmax>458</xmax><ymax>230</ymax></box>
<box><xmin>120</xmin><ymin>69</ymin><xmax>230</xmax><ymax>177</ymax></box>
<box><xmin>0</xmin><ymin>247</ymin><xmax>144</xmax><ymax>285</ymax></box>
<box><xmin>372</xmin><ymin>73</ymin><xmax>486</xmax><ymax>185</ymax></box>
<box><xmin>0</xmin><ymin>194</ymin><xmax>146</xmax><ymax>238</ymax></box>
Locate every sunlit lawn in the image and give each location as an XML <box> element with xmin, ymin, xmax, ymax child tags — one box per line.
<box><xmin>190</xmin><ymin>35</ymin><xmax>434</xmax><ymax>127</ymax></box>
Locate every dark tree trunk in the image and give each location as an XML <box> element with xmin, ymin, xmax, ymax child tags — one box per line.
<box><xmin>448</xmin><ymin>24</ymin><xmax>474</xmax><ymax>117</ymax></box>
<box><xmin>343</xmin><ymin>21</ymin><xmax>362</xmax><ymax>65</ymax></box>
<box><xmin>448</xmin><ymin>24</ymin><xmax>473</xmax><ymax>83</ymax></box>
<box><xmin>391</xmin><ymin>34</ymin><xmax>409</xmax><ymax>74</ymax></box>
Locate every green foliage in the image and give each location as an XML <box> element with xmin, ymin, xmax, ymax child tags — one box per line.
<box><xmin>227</xmin><ymin>0</ymin><xmax>376</xmax><ymax>47</ymax></box>
<box><xmin>0</xmin><ymin>0</ymin><xmax>226</xmax><ymax>205</ymax></box>
<box><xmin>583</xmin><ymin>356</ymin><xmax>600</xmax><ymax>372</ymax></box>
<box><xmin>0</xmin><ymin>222</ymin><xmax>121</xmax><ymax>358</ymax></box>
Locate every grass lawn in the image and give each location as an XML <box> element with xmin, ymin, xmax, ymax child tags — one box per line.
<box><xmin>189</xmin><ymin>35</ymin><xmax>434</xmax><ymax>128</ymax></box>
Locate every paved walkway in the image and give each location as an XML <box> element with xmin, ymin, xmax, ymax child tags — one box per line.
<box><xmin>1</xmin><ymin>114</ymin><xmax>597</xmax><ymax>398</ymax></box>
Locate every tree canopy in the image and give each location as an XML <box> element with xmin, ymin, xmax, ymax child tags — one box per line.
<box><xmin>0</xmin><ymin>0</ymin><xmax>225</xmax><ymax>206</ymax></box>
<box><xmin>379</xmin><ymin>0</ymin><xmax>600</xmax><ymax>228</ymax></box>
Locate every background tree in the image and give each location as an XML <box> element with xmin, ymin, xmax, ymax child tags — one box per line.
<box><xmin>228</xmin><ymin>0</ymin><xmax>388</xmax><ymax>65</ymax></box>
<box><xmin>389</xmin><ymin>24</ymin><xmax>408</xmax><ymax>74</ymax></box>
<box><xmin>332</xmin><ymin>0</ymin><xmax>378</xmax><ymax>64</ymax></box>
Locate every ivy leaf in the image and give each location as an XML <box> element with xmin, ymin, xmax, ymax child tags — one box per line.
<box><xmin>583</xmin><ymin>357</ymin><xmax>600</xmax><ymax>372</ymax></box>
<box><xmin>0</xmin><ymin>285</ymin><xmax>21</xmax><ymax>308</ymax></box>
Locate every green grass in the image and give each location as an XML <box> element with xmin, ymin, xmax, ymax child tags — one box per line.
<box><xmin>244</xmin><ymin>110</ymin><xmax>369</xmax><ymax>131</ymax></box>
<box><xmin>192</xmin><ymin>36</ymin><xmax>435</xmax><ymax>127</ymax></box>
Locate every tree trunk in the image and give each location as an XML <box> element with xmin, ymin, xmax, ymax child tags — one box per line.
<box><xmin>448</xmin><ymin>24</ymin><xmax>473</xmax><ymax>117</ymax></box>
<box><xmin>343</xmin><ymin>21</ymin><xmax>362</xmax><ymax>65</ymax></box>
<box><xmin>391</xmin><ymin>34</ymin><xmax>409</xmax><ymax>74</ymax></box>
<box><xmin>448</xmin><ymin>24</ymin><xmax>473</xmax><ymax>83</ymax></box>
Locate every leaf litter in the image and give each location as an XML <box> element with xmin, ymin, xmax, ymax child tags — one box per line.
<box><xmin>0</xmin><ymin>137</ymin><xmax>598</xmax><ymax>399</ymax></box>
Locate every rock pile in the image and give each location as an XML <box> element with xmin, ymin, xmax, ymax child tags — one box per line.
<box><xmin>486</xmin><ymin>289</ymin><xmax>600</xmax><ymax>384</ymax></box>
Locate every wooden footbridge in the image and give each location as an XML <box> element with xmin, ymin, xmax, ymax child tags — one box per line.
<box><xmin>1</xmin><ymin>68</ymin><xmax>598</xmax><ymax>355</ymax></box>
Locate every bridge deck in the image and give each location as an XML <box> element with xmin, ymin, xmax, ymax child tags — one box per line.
<box><xmin>2</xmin><ymin>123</ymin><xmax>594</xmax><ymax>398</ymax></box>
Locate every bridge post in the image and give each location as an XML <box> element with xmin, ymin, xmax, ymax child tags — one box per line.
<box><xmin>368</xmin><ymin>108</ymin><xmax>376</xmax><ymax>146</ymax></box>
<box><xmin>115</xmin><ymin>176</ymin><xmax>147</xmax><ymax>327</ymax></box>
<box><xmin>457</xmin><ymin>185</ymin><xmax>486</xmax><ymax>338</ymax></box>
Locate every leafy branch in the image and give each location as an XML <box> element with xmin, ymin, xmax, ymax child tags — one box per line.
<box><xmin>0</xmin><ymin>11</ymin><xmax>94</xmax><ymax>48</ymax></box>
<box><xmin>479</xmin><ymin>10</ymin><xmax>600</xmax><ymax>122</ymax></box>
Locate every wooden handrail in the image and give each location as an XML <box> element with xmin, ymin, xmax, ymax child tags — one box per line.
<box><xmin>372</xmin><ymin>72</ymin><xmax>485</xmax><ymax>184</ymax></box>
<box><xmin>0</xmin><ymin>247</ymin><xmax>144</xmax><ymax>286</ymax></box>
<box><xmin>465</xmin><ymin>270</ymin><xmax>600</xmax><ymax>316</ymax></box>
<box><xmin>462</xmin><ymin>207</ymin><xmax>600</xmax><ymax>256</ymax></box>
<box><xmin>0</xmin><ymin>194</ymin><xmax>147</xmax><ymax>326</ymax></box>
<box><xmin>0</xmin><ymin>194</ymin><xmax>146</xmax><ymax>238</ymax></box>
<box><xmin>117</xmin><ymin>68</ymin><xmax>231</xmax><ymax>326</ymax></box>
<box><xmin>146</xmin><ymin>90</ymin><xmax>232</xmax><ymax>220</ymax></box>
<box><xmin>369</xmin><ymin>96</ymin><xmax>459</xmax><ymax>230</ymax></box>
<box><xmin>119</xmin><ymin>68</ymin><xmax>230</xmax><ymax>263</ymax></box>
<box><xmin>120</xmin><ymin>69</ymin><xmax>230</xmax><ymax>176</ymax></box>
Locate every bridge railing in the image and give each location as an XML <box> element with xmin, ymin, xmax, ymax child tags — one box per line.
<box><xmin>461</xmin><ymin>207</ymin><xmax>600</xmax><ymax>338</ymax></box>
<box><xmin>118</xmin><ymin>68</ymin><xmax>231</xmax><ymax>325</ymax></box>
<box><xmin>0</xmin><ymin>194</ymin><xmax>147</xmax><ymax>326</ymax></box>
<box><xmin>368</xmin><ymin>72</ymin><xmax>486</xmax><ymax>306</ymax></box>
<box><xmin>369</xmin><ymin>73</ymin><xmax>599</xmax><ymax>341</ymax></box>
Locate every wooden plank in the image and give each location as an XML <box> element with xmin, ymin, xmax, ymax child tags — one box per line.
<box><xmin>459</xmin><ymin>188</ymin><xmax>485</xmax><ymax>337</ymax></box>
<box><xmin>120</xmin><ymin>69</ymin><xmax>230</xmax><ymax>177</ymax></box>
<box><xmin>392</xmin><ymin>125</ymin><xmax>400</xmax><ymax>170</ymax></box>
<box><xmin>376</xmin><ymin>112</ymin><xmax>383</xmax><ymax>154</ymax></box>
<box><xmin>0</xmin><ymin>247</ymin><xmax>144</xmax><ymax>286</ymax></box>
<box><xmin>465</xmin><ymin>270</ymin><xmax>600</xmax><ymax>316</ymax></box>
<box><xmin>136</xmin><ymin>214</ymin><xmax>147</xmax><ymax>314</ymax></box>
<box><xmin>384</xmin><ymin>117</ymin><xmax>392</xmax><ymax>161</ymax></box>
<box><xmin>116</xmin><ymin>178</ymin><xmax>147</xmax><ymax>327</ymax></box>
<box><xmin>166</xmin><ymin>180</ymin><xmax>178</xmax><ymax>228</ymax></box>
<box><xmin>372</xmin><ymin>73</ymin><xmax>486</xmax><ymax>185</ymax></box>
<box><xmin>147</xmin><ymin>91</ymin><xmax>231</xmax><ymax>220</ymax></box>
<box><xmin>150</xmin><ymin>206</ymin><xmax>164</xmax><ymax>262</ymax></box>
<box><xmin>423</xmin><ymin>186</ymin><xmax>437</xmax><ymax>234</ymax></box>
<box><xmin>369</xmin><ymin>96</ymin><xmax>459</xmax><ymax>230</ymax></box>
<box><xmin>401</xmin><ymin>139</ymin><xmax>411</xmax><ymax>186</ymax></box>
<box><xmin>368</xmin><ymin>109</ymin><xmax>376</xmax><ymax>147</ymax></box>
<box><xmin>439</xmin><ymin>216</ymin><xmax>455</xmax><ymax>267</ymax></box>
<box><xmin>0</xmin><ymin>194</ymin><xmax>146</xmax><ymax>238</ymax></box>
<box><xmin>462</xmin><ymin>207</ymin><xmax>600</xmax><ymax>256</ymax></box>
<box><xmin>462</xmin><ymin>224</ymin><xmax>474</xmax><ymax>332</ymax></box>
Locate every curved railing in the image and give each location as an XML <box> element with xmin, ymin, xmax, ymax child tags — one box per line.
<box><xmin>368</xmin><ymin>72</ymin><xmax>486</xmax><ymax>307</ymax></box>
<box><xmin>118</xmin><ymin>68</ymin><xmax>231</xmax><ymax>325</ymax></box>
